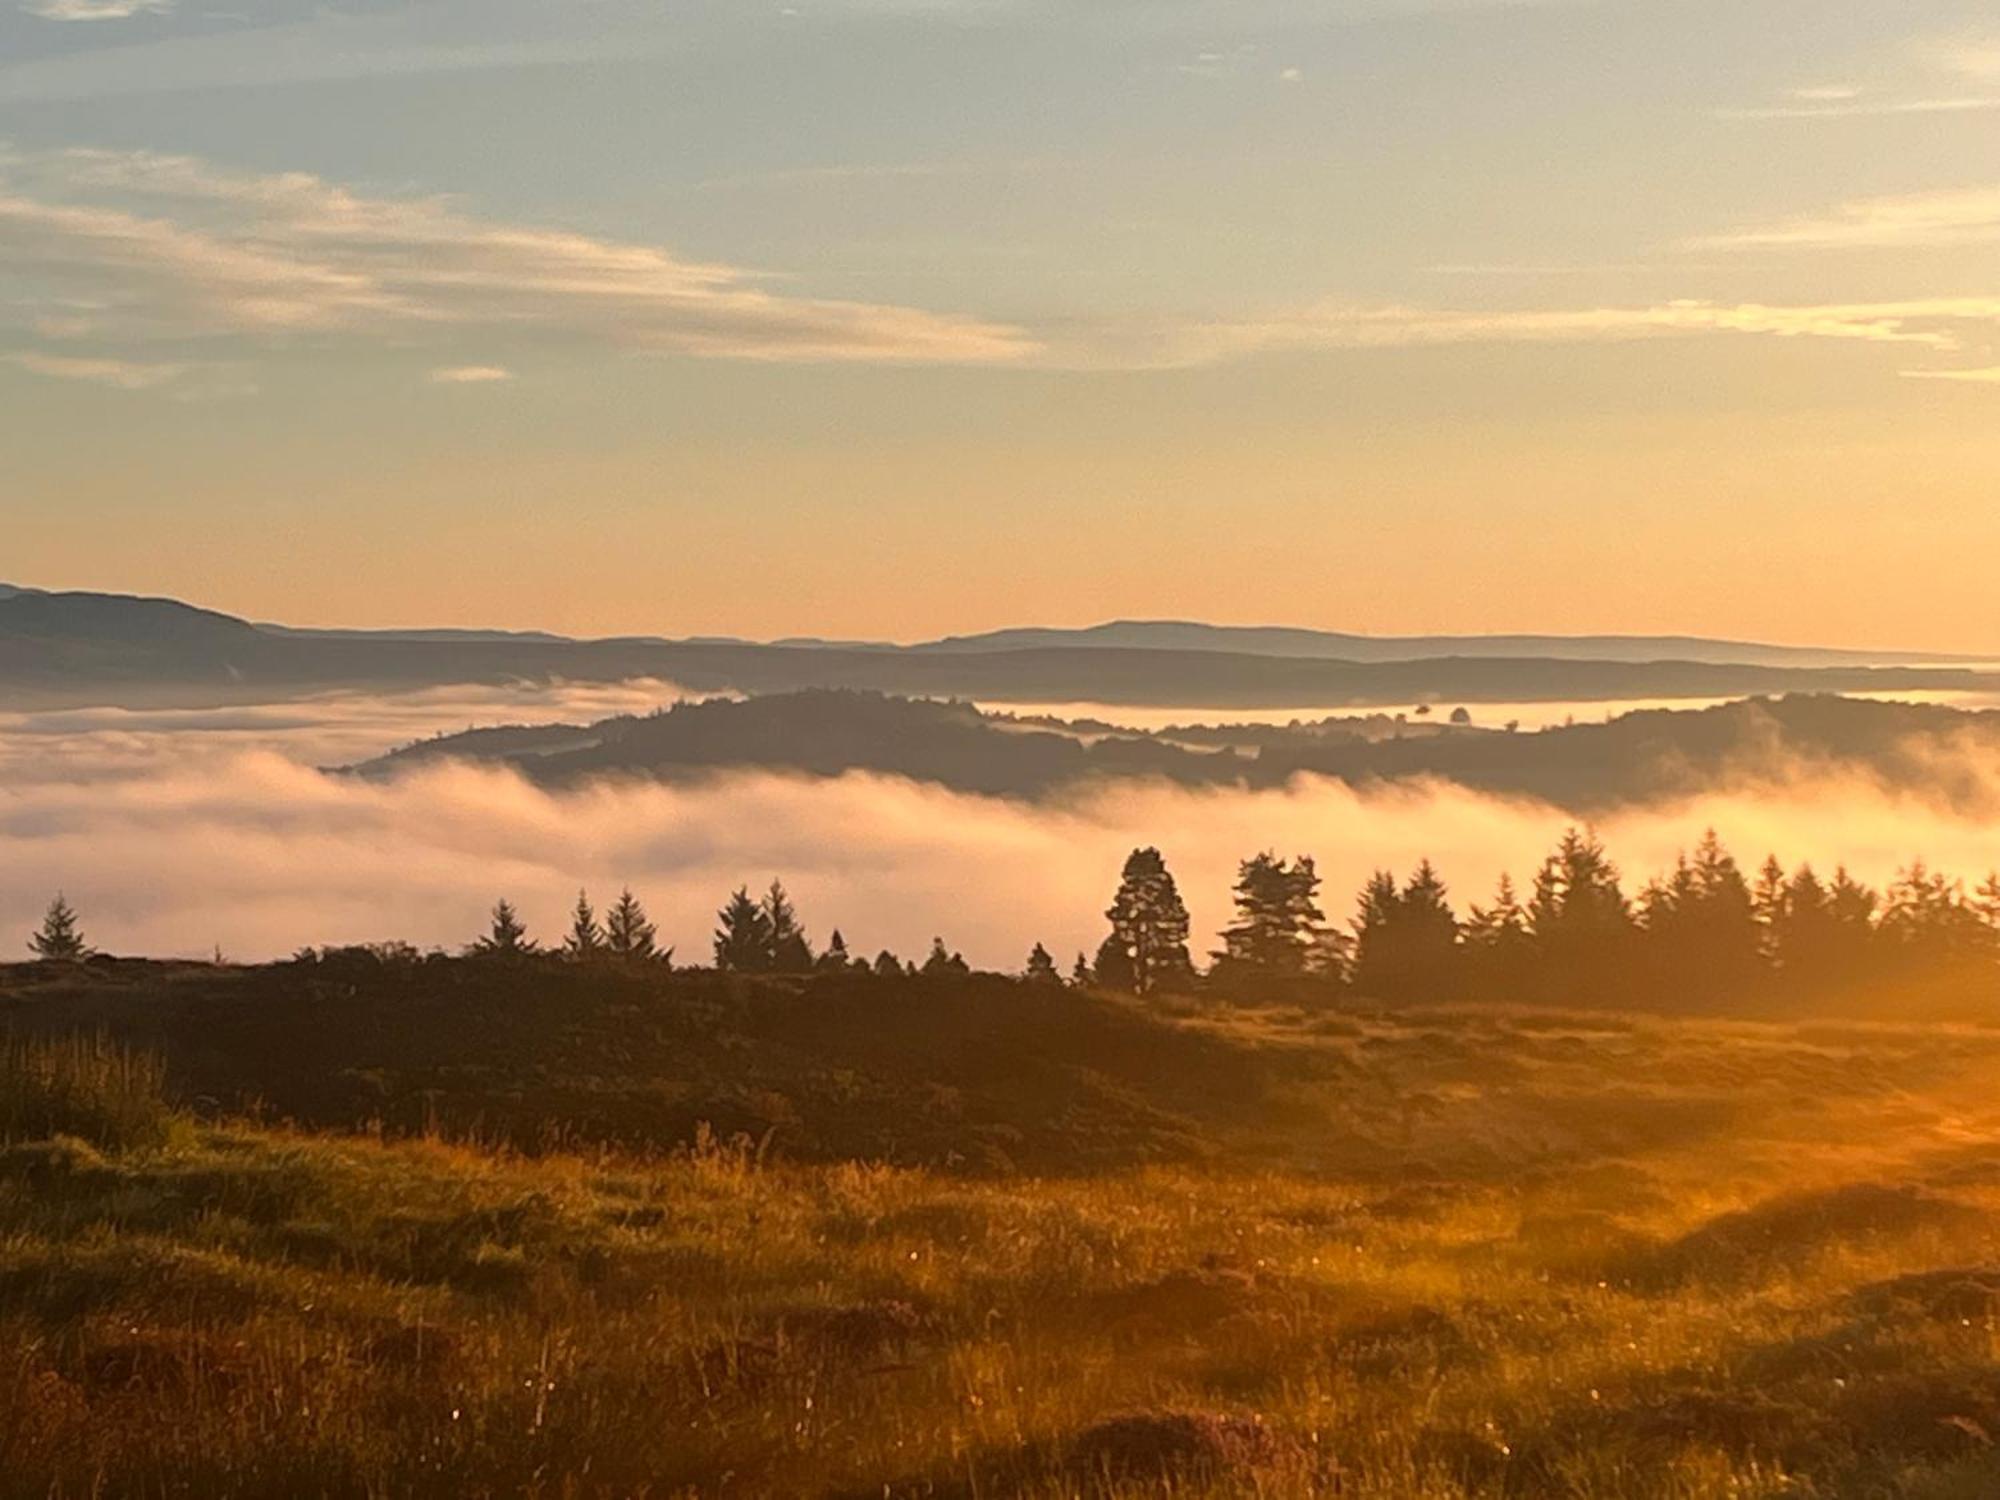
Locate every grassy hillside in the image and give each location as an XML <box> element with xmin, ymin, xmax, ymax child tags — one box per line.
<box><xmin>7</xmin><ymin>981</ymin><xmax>2000</xmax><ymax>1496</ymax></box>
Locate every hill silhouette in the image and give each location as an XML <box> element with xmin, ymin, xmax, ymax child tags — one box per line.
<box><xmin>351</xmin><ymin>689</ymin><xmax>2000</xmax><ymax>813</ymax></box>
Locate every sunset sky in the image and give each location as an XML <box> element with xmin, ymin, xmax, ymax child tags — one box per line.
<box><xmin>4</xmin><ymin>0</ymin><xmax>1997</xmax><ymax>647</ymax></box>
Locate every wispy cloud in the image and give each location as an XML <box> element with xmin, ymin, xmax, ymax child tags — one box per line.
<box><xmin>1902</xmin><ymin>366</ymin><xmax>2000</xmax><ymax>385</ymax></box>
<box><xmin>19</xmin><ymin>0</ymin><xmax>169</xmax><ymax>19</ymax></box>
<box><xmin>0</xmin><ymin>147</ymin><xmax>1040</xmax><ymax>366</ymax></box>
<box><xmin>1716</xmin><ymin>95</ymin><xmax>2000</xmax><ymax>121</ymax></box>
<box><xmin>429</xmin><ymin>364</ymin><xmax>512</xmax><ymax>384</ymax></box>
<box><xmin>6</xmin><ymin>349</ymin><xmax>184</xmax><ymax>387</ymax></box>
<box><xmin>1118</xmin><ymin>296</ymin><xmax>2000</xmax><ymax>369</ymax></box>
<box><xmin>1691</xmin><ymin>187</ymin><xmax>2000</xmax><ymax>250</ymax></box>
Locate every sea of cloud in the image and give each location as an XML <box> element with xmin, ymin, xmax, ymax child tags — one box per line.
<box><xmin>4</xmin><ymin>682</ymin><xmax>2000</xmax><ymax>967</ymax></box>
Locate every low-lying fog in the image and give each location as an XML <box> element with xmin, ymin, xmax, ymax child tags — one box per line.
<box><xmin>4</xmin><ymin>682</ymin><xmax>2000</xmax><ymax>968</ymax></box>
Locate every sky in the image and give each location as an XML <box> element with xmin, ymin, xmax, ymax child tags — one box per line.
<box><xmin>3</xmin><ymin>0</ymin><xmax>1998</xmax><ymax>648</ymax></box>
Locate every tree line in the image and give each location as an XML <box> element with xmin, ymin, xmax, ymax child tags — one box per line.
<box><xmin>23</xmin><ymin>827</ymin><xmax>2000</xmax><ymax>1010</ymax></box>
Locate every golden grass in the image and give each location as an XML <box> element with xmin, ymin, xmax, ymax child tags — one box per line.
<box><xmin>5</xmin><ymin>1007</ymin><xmax>2000</xmax><ymax>1497</ymax></box>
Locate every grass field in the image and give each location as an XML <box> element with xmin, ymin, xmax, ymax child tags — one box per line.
<box><xmin>6</xmin><ymin>972</ymin><xmax>2000</xmax><ymax>1497</ymax></box>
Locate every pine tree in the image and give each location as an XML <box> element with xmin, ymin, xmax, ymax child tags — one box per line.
<box><xmin>921</xmin><ymin>937</ymin><xmax>970</xmax><ymax>976</ymax></box>
<box><xmin>1212</xmin><ymin>852</ymin><xmax>1328</xmax><ymax>988</ymax></box>
<box><xmin>605</xmin><ymin>888</ymin><xmax>659</xmax><ymax>961</ymax></box>
<box><xmin>1463</xmin><ymin>872</ymin><xmax>1532</xmax><ymax>1001</ymax></box>
<box><xmin>1527</xmin><ymin>827</ymin><xmax>1633</xmax><ymax>1003</ymax></box>
<box><xmin>1350</xmin><ymin>869</ymin><xmax>1404</xmax><ymax>998</ymax></box>
<box><xmin>873</xmin><ymin>949</ymin><xmax>905</xmax><ymax>978</ymax></box>
<box><xmin>763</xmin><ymin>880</ymin><xmax>813</xmax><ymax>973</ymax></box>
<box><xmin>1101</xmin><ymin>847</ymin><xmax>1194</xmax><ymax>994</ymax></box>
<box><xmin>817</xmin><ymin>928</ymin><xmax>852</xmax><ymax>973</ymax></box>
<box><xmin>1024</xmin><ymin>942</ymin><xmax>1061</xmax><ymax>984</ymax></box>
<box><xmin>714</xmin><ymin>886</ymin><xmax>772</xmax><ymax>972</ymax></box>
<box><xmin>562</xmin><ymin>889</ymin><xmax>604</xmax><ymax>960</ymax></box>
<box><xmin>1071</xmin><ymin>952</ymin><xmax>1093</xmax><ymax>987</ymax></box>
<box><xmin>470</xmin><ymin>898</ymin><xmax>535</xmax><ymax>957</ymax></box>
<box><xmin>28</xmin><ymin>894</ymin><xmax>88</xmax><ymax>962</ymax></box>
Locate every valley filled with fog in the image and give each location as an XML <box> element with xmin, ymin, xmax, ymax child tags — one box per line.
<box><xmin>9</xmin><ymin>679</ymin><xmax>2000</xmax><ymax>968</ymax></box>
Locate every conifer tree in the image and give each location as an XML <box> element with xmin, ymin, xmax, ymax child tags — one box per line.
<box><xmin>563</xmin><ymin>890</ymin><xmax>604</xmax><ymax>959</ymax></box>
<box><xmin>28</xmin><ymin>894</ymin><xmax>88</xmax><ymax>962</ymax></box>
<box><xmin>763</xmin><ymin>879</ymin><xmax>813</xmax><ymax>973</ymax></box>
<box><xmin>1101</xmin><ymin>847</ymin><xmax>1194</xmax><ymax>994</ymax></box>
<box><xmin>1212</xmin><ymin>852</ymin><xmax>1328</xmax><ymax>988</ymax></box>
<box><xmin>1071</xmin><ymin>952</ymin><xmax>1093</xmax><ymax>987</ymax></box>
<box><xmin>714</xmin><ymin>887</ymin><xmax>773</xmax><ymax>971</ymax></box>
<box><xmin>471</xmin><ymin>898</ymin><xmax>535</xmax><ymax>957</ymax></box>
<box><xmin>1527</xmin><ymin>827</ymin><xmax>1633</xmax><ymax>1001</ymax></box>
<box><xmin>873</xmin><ymin>950</ymin><xmax>905</xmax><ymax>978</ymax></box>
<box><xmin>1463</xmin><ymin>872</ymin><xmax>1532</xmax><ymax>1000</ymax></box>
<box><xmin>605</xmin><ymin>888</ymin><xmax>659</xmax><ymax>961</ymax></box>
<box><xmin>817</xmin><ymin>928</ymin><xmax>852</xmax><ymax>972</ymax></box>
<box><xmin>921</xmin><ymin>937</ymin><xmax>970</xmax><ymax>976</ymax></box>
<box><xmin>1024</xmin><ymin>942</ymin><xmax>1061</xmax><ymax>984</ymax></box>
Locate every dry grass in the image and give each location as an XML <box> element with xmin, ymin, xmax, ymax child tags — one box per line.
<box><xmin>5</xmin><ymin>1003</ymin><xmax>2000</xmax><ymax>1497</ymax></box>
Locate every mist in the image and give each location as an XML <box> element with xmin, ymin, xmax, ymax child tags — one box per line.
<box><xmin>6</xmin><ymin>687</ymin><xmax>2000</xmax><ymax>968</ymax></box>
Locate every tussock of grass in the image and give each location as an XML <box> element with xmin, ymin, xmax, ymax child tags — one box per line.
<box><xmin>0</xmin><ymin>1032</ymin><xmax>172</xmax><ymax>1151</ymax></box>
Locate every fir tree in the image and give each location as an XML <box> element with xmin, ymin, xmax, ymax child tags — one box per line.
<box><xmin>562</xmin><ymin>889</ymin><xmax>604</xmax><ymax>960</ymax></box>
<box><xmin>605</xmin><ymin>888</ymin><xmax>659</xmax><ymax>961</ymax></box>
<box><xmin>1463</xmin><ymin>872</ymin><xmax>1532</xmax><ymax>1001</ymax></box>
<box><xmin>28</xmin><ymin>894</ymin><xmax>88</xmax><ymax>962</ymax></box>
<box><xmin>470</xmin><ymin>898</ymin><xmax>535</xmax><ymax>957</ymax></box>
<box><xmin>1024</xmin><ymin>942</ymin><xmax>1062</xmax><ymax>984</ymax></box>
<box><xmin>714</xmin><ymin>887</ymin><xmax>773</xmax><ymax>972</ymax></box>
<box><xmin>921</xmin><ymin>937</ymin><xmax>970</xmax><ymax>976</ymax></box>
<box><xmin>763</xmin><ymin>880</ymin><xmax>813</xmax><ymax>973</ymax></box>
<box><xmin>1071</xmin><ymin>952</ymin><xmax>1093</xmax><ymax>987</ymax></box>
<box><xmin>817</xmin><ymin>928</ymin><xmax>852</xmax><ymax>972</ymax></box>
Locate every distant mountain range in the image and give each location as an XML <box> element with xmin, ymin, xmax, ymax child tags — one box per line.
<box><xmin>2</xmin><ymin>583</ymin><xmax>1995</xmax><ymax>712</ymax></box>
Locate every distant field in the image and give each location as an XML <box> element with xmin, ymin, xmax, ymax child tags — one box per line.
<box><xmin>6</xmin><ymin>970</ymin><xmax>2000</xmax><ymax>1496</ymax></box>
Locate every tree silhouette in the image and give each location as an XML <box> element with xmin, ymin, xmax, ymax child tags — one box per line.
<box><xmin>763</xmin><ymin>880</ymin><xmax>813</xmax><ymax>973</ymax></box>
<box><xmin>921</xmin><ymin>937</ymin><xmax>970</xmax><ymax>977</ymax></box>
<box><xmin>1213</xmin><ymin>852</ymin><xmax>1327</xmax><ymax>989</ymax></box>
<box><xmin>1351</xmin><ymin>862</ymin><xmax>1459</xmax><ymax>1002</ymax></box>
<box><xmin>1024</xmin><ymin>942</ymin><xmax>1061</xmax><ymax>984</ymax></box>
<box><xmin>817</xmin><ymin>928</ymin><xmax>853</xmax><ymax>973</ymax></box>
<box><xmin>1071</xmin><ymin>951</ymin><xmax>1093</xmax><ymax>987</ymax></box>
<box><xmin>1101</xmin><ymin>847</ymin><xmax>1193</xmax><ymax>994</ymax></box>
<box><xmin>605</xmin><ymin>888</ymin><xmax>659</xmax><ymax>961</ymax></box>
<box><xmin>1528</xmin><ymin>828</ymin><xmax>1633</xmax><ymax>1002</ymax></box>
<box><xmin>29</xmin><ymin>894</ymin><xmax>88</xmax><ymax>962</ymax></box>
<box><xmin>873</xmin><ymin>949</ymin><xmax>905</xmax><ymax>978</ymax></box>
<box><xmin>1463</xmin><ymin>872</ymin><xmax>1532</xmax><ymax>1001</ymax></box>
<box><xmin>470</xmin><ymin>899</ymin><xmax>535</xmax><ymax>958</ymax></box>
<box><xmin>1636</xmin><ymin>831</ymin><xmax>1760</xmax><ymax>1004</ymax></box>
<box><xmin>714</xmin><ymin>887</ymin><xmax>773</xmax><ymax>972</ymax></box>
<box><xmin>562</xmin><ymin>889</ymin><xmax>604</xmax><ymax>960</ymax></box>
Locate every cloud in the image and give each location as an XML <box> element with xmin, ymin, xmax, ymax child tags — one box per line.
<box><xmin>7</xmin><ymin>685</ymin><xmax>2000</xmax><ymax>967</ymax></box>
<box><xmin>1692</xmin><ymin>188</ymin><xmax>2000</xmax><ymax>250</ymax></box>
<box><xmin>0</xmin><ymin>147</ymin><xmax>1040</xmax><ymax>365</ymax></box>
<box><xmin>429</xmin><ymin>364</ymin><xmax>512</xmax><ymax>384</ymax></box>
<box><xmin>1902</xmin><ymin>366</ymin><xmax>2000</xmax><ymax>385</ymax></box>
<box><xmin>1716</xmin><ymin>96</ymin><xmax>2000</xmax><ymax>121</ymax></box>
<box><xmin>1109</xmin><ymin>296</ymin><xmax>2000</xmax><ymax>369</ymax></box>
<box><xmin>20</xmin><ymin>0</ymin><xmax>168</xmax><ymax>18</ymax></box>
<box><xmin>6</xmin><ymin>349</ymin><xmax>184</xmax><ymax>387</ymax></box>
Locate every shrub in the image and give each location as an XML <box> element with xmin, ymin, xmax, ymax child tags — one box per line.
<box><xmin>0</xmin><ymin>1032</ymin><xmax>174</xmax><ymax>1150</ymax></box>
